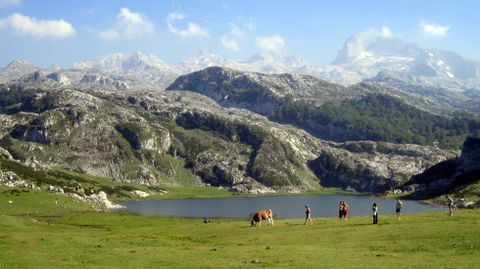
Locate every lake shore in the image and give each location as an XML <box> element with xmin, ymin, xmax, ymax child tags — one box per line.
<box><xmin>117</xmin><ymin>193</ymin><xmax>442</xmax><ymax>219</ymax></box>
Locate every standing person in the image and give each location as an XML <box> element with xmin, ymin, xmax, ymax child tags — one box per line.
<box><xmin>395</xmin><ymin>198</ymin><xmax>403</xmax><ymax>220</ymax></box>
<box><xmin>372</xmin><ymin>203</ymin><xmax>378</xmax><ymax>224</ymax></box>
<box><xmin>304</xmin><ymin>204</ymin><xmax>314</xmax><ymax>225</ymax></box>
<box><xmin>447</xmin><ymin>196</ymin><xmax>454</xmax><ymax>216</ymax></box>
<box><xmin>342</xmin><ymin>201</ymin><xmax>349</xmax><ymax>220</ymax></box>
<box><xmin>339</xmin><ymin>201</ymin><xmax>343</xmax><ymax>219</ymax></box>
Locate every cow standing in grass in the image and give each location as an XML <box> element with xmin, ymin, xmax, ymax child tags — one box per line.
<box><xmin>251</xmin><ymin>209</ymin><xmax>274</xmax><ymax>227</ymax></box>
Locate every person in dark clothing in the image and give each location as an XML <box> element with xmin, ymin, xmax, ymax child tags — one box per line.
<box><xmin>372</xmin><ymin>203</ymin><xmax>378</xmax><ymax>224</ymax></box>
<box><xmin>304</xmin><ymin>204</ymin><xmax>314</xmax><ymax>225</ymax></box>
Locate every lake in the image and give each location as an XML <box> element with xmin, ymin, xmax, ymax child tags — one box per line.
<box><xmin>118</xmin><ymin>194</ymin><xmax>443</xmax><ymax>219</ymax></box>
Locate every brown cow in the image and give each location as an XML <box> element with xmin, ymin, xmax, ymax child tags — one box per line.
<box><xmin>251</xmin><ymin>209</ymin><xmax>274</xmax><ymax>227</ymax></box>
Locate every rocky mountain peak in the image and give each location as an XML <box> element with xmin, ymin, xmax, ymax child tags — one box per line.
<box><xmin>321</xmin><ymin>31</ymin><xmax>480</xmax><ymax>86</ymax></box>
<box><xmin>333</xmin><ymin>33</ymin><xmax>421</xmax><ymax>65</ymax></box>
<box><xmin>409</xmin><ymin>49</ymin><xmax>480</xmax><ymax>79</ymax></box>
<box><xmin>6</xmin><ymin>59</ymin><xmax>37</xmax><ymax>69</ymax></box>
<box><xmin>244</xmin><ymin>52</ymin><xmax>309</xmax><ymax>67</ymax></box>
<box><xmin>190</xmin><ymin>50</ymin><xmax>228</xmax><ymax>64</ymax></box>
<box><xmin>73</xmin><ymin>51</ymin><xmax>170</xmax><ymax>73</ymax></box>
<box><xmin>0</xmin><ymin>60</ymin><xmax>39</xmax><ymax>83</ymax></box>
<box><xmin>334</xmin><ymin>33</ymin><xmax>375</xmax><ymax>64</ymax></box>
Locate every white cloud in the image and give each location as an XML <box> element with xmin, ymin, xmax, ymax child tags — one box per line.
<box><xmin>99</xmin><ymin>29</ymin><xmax>118</xmax><ymax>40</ymax></box>
<box><xmin>0</xmin><ymin>0</ymin><xmax>21</xmax><ymax>8</ymax></box>
<box><xmin>227</xmin><ymin>23</ymin><xmax>244</xmax><ymax>39</ymax></box>
<box><xmin>420</xmin><ymin>21</ymin><xmax>449</xmax><ymax>37</ymax></box>
<box><xmin>167</xmin><ymin>12</ymin><xmax>208</xmax><ymax>38</ymax></box>
<box><xmin>255</xmin><ymin>34</ymin><xmax>285</xmax><ymax>52</ymax></box>
<box><xmin>380</xmin><ymin>26</ymin><xmax>393</xmax><ymax>38</ymax></box>
<box><xmin>221</xmin><ymin>23</ymin><xmax>243</xmax><ymax>52</ymax></box>
<box><xmin>99</xmin><ymin>8</ymin><xmax>154</xmax><ymax>39</ymax></box>
<box><xmin>220</xmin><ymin>21</ymin><xmax>255</xmax><ymax>52</ymax></box>
<box><xmin>221</xmin><ymin>35</ymin><xmax>240</xmax><ymax>51</ymax></box>
<box><xmin>118</xmin><ymin>8</ymin><xmax>154</xmax><ymax>37</ymax></box>
<box><xmin>0</xmin><ymin>13</ymin><xmax>75</xmax><ymax>38</ymax></box>
<box><xmin>364</xmin><ymin>26</ymin><xmax>395</xmax><ymax>39</ymax></box>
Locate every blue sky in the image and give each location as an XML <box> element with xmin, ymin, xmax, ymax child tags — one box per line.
<box><xmin>0</xmin><ymin>0</ymin><xmax>479</xmax><ymax>67</ymax></box>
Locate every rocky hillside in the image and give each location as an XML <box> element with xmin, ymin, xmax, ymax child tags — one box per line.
<box><xmin>167</xmin><ymin>67</ymin><xmax>480</xmax><ymax>149</ymax></box>
<box><xmin>403</xmin><ymin>136</ymin><xmax>480</xmax><ymax>206</ymax></box>
<box><xmin>167</xmin><ymin>66</ymin><xmax>351</xmax><ymax>114</ymax></box>
<box><xmin>0</xmin><ymin>84</ymin><xmax>455</xmax><ymax>194</ymax></box>
<box><xmin>365</xmin><ymin>71</ymin><xmax>480</xmax><ymax>114</ymax></box>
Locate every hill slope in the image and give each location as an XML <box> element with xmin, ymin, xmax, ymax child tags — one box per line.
<box><xmin>403</xmin><ymin>136</ymin><xmax>480</xmax><ymax>206</ymax></box>
<box><xmin>0</xmin><ymin>85</ymin><xmax>454</xmax><ymax>193</ymax></box>
<box><xmin>167</xmin><ymin>67</ymin><xmax>480</xmax><ymax>149</ymax></box>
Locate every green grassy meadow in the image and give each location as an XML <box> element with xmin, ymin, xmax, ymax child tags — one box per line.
<box><xmin>1</xmin><ymin>185</ymin><xmax>479</xmax><ymax>269</ymax></box>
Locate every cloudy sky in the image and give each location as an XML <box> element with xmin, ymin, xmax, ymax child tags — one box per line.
<box><xmin>0</xmin><ymin>0</ymin><xmax>478</xmax><ymax>67</ymax></box>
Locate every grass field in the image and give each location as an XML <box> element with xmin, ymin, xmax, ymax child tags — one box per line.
<box><xmin>1</xmin><ymin>185</ymin><xmax>479</xmax><ymax>268</ymax></box>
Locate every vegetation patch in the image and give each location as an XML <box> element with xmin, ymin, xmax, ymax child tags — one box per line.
<box><xmin>272</xmin><ymin>93</ymin><xmax>480</xmax><ymax>149</ymax></box>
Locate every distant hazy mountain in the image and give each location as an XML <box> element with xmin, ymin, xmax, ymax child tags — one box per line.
<box><xmin>319</xmin><ymin>32</ymin><xmax>480</xmax><ymax>86</ymax></box>
<box><xmin>409</xmin><ymin>49</ymin><xmax>480</xmax><ymax>79</ymax></box>
<box><xmin>238</xmin><ymin>52</ymin><xmax>319</xmax><ymax>75</ymax></box>
<box><xmin>71</xmin><ymin>50</ymin><xmax>322</xmax><ymax>88</ymax></box>
<box><xmin>0</xmin><ymin>60</ymin><xmax>39</xmax><ymax>83</ymax></box>
<box><xmin>365</xmin><ymin>71</ymin><xmax>476</xmax><ymax>111</ymax></box>
<box><xmin>173</xmin><ymin>51</ymin><xmax>235</xmax><ymax>74</ymax></box>
<box><xmin>3</xmin><ymin>32</ymin><xmax>480</xmax><ymax>93</ymax></box>
<box><xmin>73</xmin><ymin>51</ymin><xmax>171</xmax><ymax>73</ymax></box>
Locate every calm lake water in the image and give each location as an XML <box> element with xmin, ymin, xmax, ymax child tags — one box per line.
<box><xmin>118</xmin><ymin>194</ymin><xmax>443</xmax><ymax>219</ymax></box>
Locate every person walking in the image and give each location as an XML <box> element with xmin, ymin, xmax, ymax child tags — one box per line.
<box><xmin>447</xmin><ymin>196</ymin><xmax>454</xmax><ymax>216</ymax></box>
<box><xmin>395</xmin><ymin>198</ymin><xmax>403</xmax><ymax>220</ymax></box>
<box><xmin>304</xmin><ymin>204</ymin><xmax>314</xmax><ymax>225</ymax></box>
<box><xmin>372</xmin><ymin>203</ymin><xmax>378</xmax><ymax>224</ymax></box>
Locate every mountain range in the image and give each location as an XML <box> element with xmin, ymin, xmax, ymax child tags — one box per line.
<box><xmin>2</xmin><ymin>30</ymin><xmax>480</xmax><ymax>93</ymax></box>
<box><xmin>71</xmin><ymin>32</ymin><xmax>480</xmax><ymax>88</ymax></box>
<box><xmin>322</xmin><ymin>33</ymin><xmax>480</xmax><ymax>88</ymax></box>
<box><xmin>0</xmin><ymin>32</ymin><xmax>479</xmax><ymax>205</ymax></box>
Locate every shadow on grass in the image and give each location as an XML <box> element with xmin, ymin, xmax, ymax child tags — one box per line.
<box><xmin>350</xmin><ymin>223</ymin><xmax>374</xmax><ymax>226</ymax></box>
<box><xmin>68</xmin><ymin>224</ymin><xmax>106</xmax><ymax>228</ymax></box>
